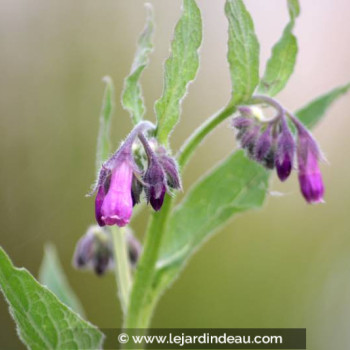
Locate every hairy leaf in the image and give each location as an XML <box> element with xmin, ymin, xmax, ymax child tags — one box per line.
<box><xmin>155</xmin><ymin>151</ymin><xmax>269</xmax><ymax>292</ymax></box>
<box><xmin>258</xmin><ymin>0</ymin><xmax>300</xmax><ymax>96</ymax></box>
<box><xmin>96</xmin><ymin>76</ymin><xmax>115</xmax><ymax>172</ymax></box>
<box><xmin>122</xmin><ymin>4</ymin><xmax>154</xmax><ymax>125</ymax></box>
<box><xmin>39</xmin><ymin>243</ymin><xmax>85</xmax><ymax>317</ymax></box>
<box><xmin>295</xmin><ymin>83</ymin><xmax>350</xmax><ymax>129</ymax></box>
<box><xmin>225</xmin><ymin>0</ymin><xmax>260</xmax><ymax>105</ymax></box>
<box><xmin>0</xmin><ymin>247</ymin><xmax>104</xmax><ymax>350</ymax></box>
<box><xmin>155</xmin><ymin>0</ymin><xmax>202</xmax><ymax>145</ymax></box>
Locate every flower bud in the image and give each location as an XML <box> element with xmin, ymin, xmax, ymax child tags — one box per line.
<box><xmin>158</xmin><ymin>155</ymin><xmax>182</xmax><ymax>190</ymax></box>
<box><xmin>232</xmin><ymin>116</ymin><xmax>254</xmax><ymax>130</ymax></box>
<box><xmin>73</xmin><ymin>226</ymin><xmax>113</xmax><ymax>276</ymax></box>
<box><xmin>143</xmin><ymin>158</ymin><xmax>167</xmax><ymax>211</ymax></box>
<box><xmin>255</xmin><ymin>125</ymin><xmax>273</xmax><ymax>162</ymax></box>
<box><xmin>240</xmin><ymin>125</ymin><xmax>260</xmax><ymax>157</ymax></box>
<box><xmin>275</xmin><ymin>119</ymin><xmax>295</xmax><ymax>181</ymax></box>
<box><xmin>296</xmin><ymin>127</ymin><xmax>324</xmax><ymax>203</ymax></box>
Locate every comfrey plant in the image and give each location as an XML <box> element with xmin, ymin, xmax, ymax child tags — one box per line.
<box><xmin>0</xmin><ymin>1</ymin><xmax>349</xmax><ymax>349</ymax></box>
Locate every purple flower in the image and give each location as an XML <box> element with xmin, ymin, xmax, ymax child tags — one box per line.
<box><xmin>144</xmin><ymin>158</ymin><xmax>167</xmax><ymax>211</ymax></box>
<box><xmin>158</xmin><ymin>153</ymin><xmax>182</xmax><ymax>190</ymax></box>
<box><xmin>275</xmin><ymin>117</ymin><xmax>295</xmax><ymax>182</ymax></box>
<box><xmin>232</xmin><ymin>116</ymin><xmax>254</xmax><ymax>129</ymax></box>
<box><xmin>99</xmin><ymin>159</ymin><xmax>134</xmax><ymax>226</ymax></box>
<box><xmin>93</xmin><ymin>121</ymin><xmax>155</xmax><ymax>227</ymax></box>
<box><xmin>255</xmin><ymin>125</ymin><xmax>273</xmax><ymax>162</ymax></box>
<box><xmin>138</xmin><ymin>133</ymin><xmax>168</xmax><ymax>211</ymax></box>
<box><xmin>296</xmin><ymin>127</ymin><xmax>324</xmax><ymax>204</ymax></box>
<box><xmin>73</xmin><ymin>226</ymin><xmax>113</xmax><ymax>276</ymax></box>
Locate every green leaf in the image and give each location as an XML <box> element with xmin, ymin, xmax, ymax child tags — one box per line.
<box><xmin>295</xmin><ymin>82</ymin><xmax>350</xmax><ymax>129</ymax></box>
<box><xmin>258</xmin><ymin>0</ymin><xmax>300</xmax><ymax>96</ymax></box>
<box><xmin>225</xmin><ymin>0</ymin><xmax>260</xmax><ymax>105</ymax></box>
<box><xmin>154</xmin><ymin>150</ymin><xmax>269</xmax><ymax>293</ymax></box>
<box><xmin>155</xmin><ymin>0</ymin><xmax>202</xmax><ymax>145</ymax></box>
<box><xmin>122</xmin><ymin>3</ymin><xmax>155</xmax><ymax>125</ymax></box>
<box><xmin>39</xmin><ymin>243</ymin><xmax>85</xmax><ymax>317</ymax></box>
<box><xmin>96</xmin><ymin>76</ymin><xmax>115</xmax><ymax>172</ymax></box>
<box><xmin>288</xmin><ymin>0</ymin><xmax>300</xmax><ymax>20</ymax></box>
<box><xmin>0</xmin><ymin>247</ymin><xmax>104</xmax><ymax>350</ymax></box>
<box><xmin>257</xmin><ymin>25</ymin><xmax>297</xmax><ymax>96</ymax></box>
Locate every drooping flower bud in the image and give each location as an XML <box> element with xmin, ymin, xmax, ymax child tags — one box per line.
<box><xmin>143</xmin><ymin>158</ymin><xmax>167</xmax><ymax>211</ymax></box>
<box><xmin>232</xmin><ymin>116</ymin><xmax>254</xmax><ymax>130</ymax></box>
<box><xmin>73</xmin><ymin>226</ymin><xmax>113</xmax><ymax>276</ymax></box>
<box><xmin>295</xmin><ymin>125</ymin><xmax>324</xmax><ymax>204</ymax></box>
<box><xmin>275</xmin><ymin>116</ymin><xmax>295</xmax><ymax>181</ymax></box>
<box><xmin>240</xmin><ymin>125</ymin><xmax>260</xmax><ymax>157</ymax></box>
<box><xmin>158</xmin><ymin>154</ymin><xmax>182</xmax><ymax>190</ymax></box>
<box><xmin>255</xmin><ymin>125</ymin><xmax>273</xmax><ymax>162</ymax></box>
<box><xmin>138</xmin><ymin>133</ymin><xmax>168</xmax><ymax>211</ymax></box>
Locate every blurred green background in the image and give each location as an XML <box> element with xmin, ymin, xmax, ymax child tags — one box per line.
<box><xmin>1</xmin><ymin>0</ymin><xmax>349</xmax><ymax>349</ymax></box>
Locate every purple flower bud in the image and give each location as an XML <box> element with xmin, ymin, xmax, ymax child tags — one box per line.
<box><xmin>255</xmin><ymin>125</ymin><xmax>273</xmax><ymax>162</ymax></box>
<box><xmin>73</xmin><ymin>231</ymin><xmax>94</xmax><ymax>268</ymax></box>
<box><xmin>232</xmin><ymin>116</ymin><xmax>254</xmax><ymax>129</ymax></box>
<box><xmin>100</xmin><ymin>160</ymin><xmax>134</xmax><ymax>226</ymax></box>
<box><xmin>138</xmin><ymin>133</ymin><xmax>168</xmax><ymax>211</ymax></box>
<box><xmin>275</xmin><ymin>118</ymin><xmax>295</xmax><ymax>181</ymax></box>
<box><xmin>93</xmin><ymin>249</ymin><xmax>111</xmax><ymax>276</ymax></box>
<box><xmin>296</xmin><ymin>128</ymin><xmax>324</xmax><ymax>204</ymax></box>
<box><xmin>73</xmin><ymin>226</ymin><xmax>113</xmax><ymax>276</ymax></box>
<box><xmin>240</xmin><ymin>125</ymin><xmax>260</xmax><ymax>157</ymax></box>
<box><xmin>158</xmin><ymin>155</ymin><xmax>182</xmax><ymax>190</ymax></box>
<box><xmin>238</xmin><ymin>106</ymin><xmax>254</xmax><ymax>118</ymax></box>
<box><xmin>144</xmin><ymin>159</ymin><xmax>167</xmax><ymax>211</ymax></box>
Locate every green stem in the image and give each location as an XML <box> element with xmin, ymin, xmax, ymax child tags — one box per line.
<box><xmin>177</xmin><ymin>104</ymin><xmax>236</xmax><ymax>169</ymax></box>
<box><xmin>111</xmin><ymin>226</ymin><xmax>132</xmax><ymax>315</ymax></box>
<box><xmin>125</xmin><ymin>196</ymin><xmax>173</xmax><ymax>328</ymax></box>
<box><xmin>125</xmin><ymin>105</ymin><xmax>236</xmax><ymax>330</ymax></box>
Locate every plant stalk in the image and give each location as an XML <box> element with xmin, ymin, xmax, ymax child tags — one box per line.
<box><xmin>111</xmin><ymin>226</ymin><xmax>132</xmax><ymax>315</ymax></box>
<box><xmin>124</xmin><ymin>196</ymin><xmax>173</xmax><ymax>328</ymax></box>
<box><xmin>177</xmin><ymin>104</ymin><xmax>236</xmax><ymax>169</ymax></box>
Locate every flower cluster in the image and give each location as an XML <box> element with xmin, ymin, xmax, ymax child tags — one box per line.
<box><xmin>232</xmin><ymin>101</ymin><xmax>324</xmax><ymax>204</ymax></box>
<box><xmin>93</xmin><ymin>122</ymin><xmax>181</xmax><ymax>228</ymax></box>
<box><xmin>73</xmin><ymin>226</ymin><xmax>142</xmax><ymax>275</ymax></box>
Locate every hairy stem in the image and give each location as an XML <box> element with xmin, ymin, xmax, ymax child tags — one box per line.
<box><xmin>125</xmin><ymin>105</ymin><xmax>237</xmax><ymax>330</ymax></box>
<box><xmin>125</xmin><ymin>195</ymin><xmax>173</xmax><ymax>328</ymax></box>
<box><xmin>111</xmin><ymin>226</ymin><xmax>132</xmax><ymax>315</ymax></box>
<box><xmin>177</xmin><ymin>105</ymin><xmax>236</xmax><ymax>169</ymax></box>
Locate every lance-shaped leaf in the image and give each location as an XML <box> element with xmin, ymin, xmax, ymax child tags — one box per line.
<box><xmin>258</xmin><ymin>0</ymin><xmax>300</xmax><ymax>96</ymax></box>
<box><xmin>225</xmin><ymin>0</ymin><xmax>260</xmax><ymax>105</ymax></box>
<box><xmin>154</xmin><ymin>151</ymin><xmax>269</xmax><ymax>295</ymax></box>
<box><xmin>155</xmin><ymin>0</ymin><xmax>202</xmax><ymax>146</ymax></box>
<box><xmin>122</xmin><ymin>4</ymin><xmax>155</xmax><ymax>125</ymax></box>
<box><xmin>96</xmin><ymin>76</ymin><xmax>115</xmax><ymax>172</ymax></box>
<box><xmin>0</xmin><ymin>247</ymin><xmax>104</xmax><ymax>350</ymax></box>
<box><xmin>295</xmin><ymin>82</ymin><xmax>350</xmax><ymax>129</ymax></box>
<box><xmin>39</xmin><ymin>243</ymin><xmax>85</xmax><ymax>317</ymax></box>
